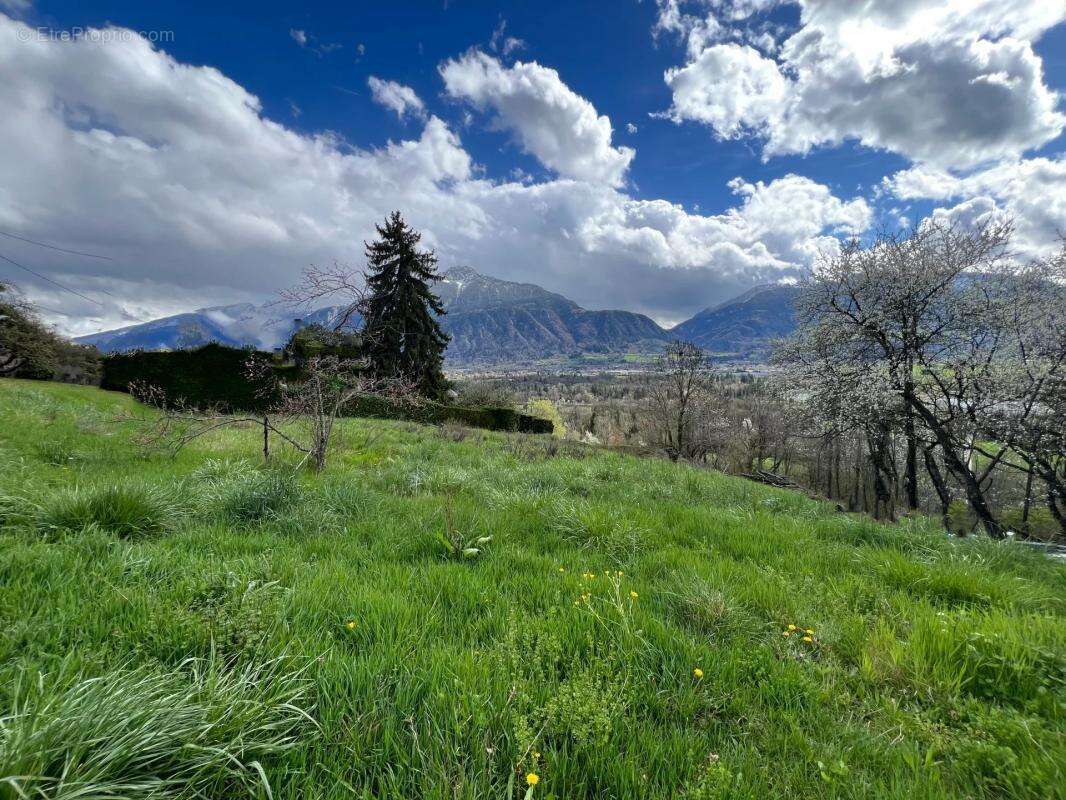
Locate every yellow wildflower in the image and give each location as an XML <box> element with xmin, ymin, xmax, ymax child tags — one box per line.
<box><xmin>788</xmin><ymin>624</ymin><xmax>797</xmax><ymax>631</ymax></box>
<box><xmin>805</xmin><ymin>629</ymin><xmax>814</xmax><ymax>635</ymax></box>
<box><xmin>693</xmin><ymin>668</ymin><xmax>704</xmax><ymax>679</ymax></box>
<box><xmin>346</xmin><ymin>621</ymin><xmax>357</xmax><ymax>630</ymax></box>
<box><xmin>630</xmin><ymin>590</ymin><xmax>639</xmax><ymax>599</ymax></box>
<box><xmin>782</xmin><ymin>630</ymin><xmax>790</xmax><ymax>636</ymax></box>
<box><xmin>802</xmin><ymin>636</ymin><xmax>813</xmax><ymax>643</ymax></box>
<box><xmin>526</xmin><ymin>772</ymin><xmax>539</xmax><ymax>786</ymax></box>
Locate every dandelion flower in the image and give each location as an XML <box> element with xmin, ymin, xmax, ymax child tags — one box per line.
<box><xmin>788</xmin><ymin>624</ymin><xmax>797</xmax><ymax>631</ymax></box>
<box><xmin>346</xmin><ymin>621</ymin><xmax>357</xmax><ymax>630</ymax></box>
<box><xmin>805</xmin><ymin>629</ymin><xmax>814</xmax><ymax>635</ymax></box>
<box><xmin>693</xmin><ymin>668</ymin><xmax>704</xmax><ymax>679</ymax></box>
<box><xmin>558</xmin><ymin>567</ymin><xmax>565</xmax><ymax>573</ymax></box>
<box><xmin>630</xmin><ymin>591</ymin><xmax>639</xmax><ymax>599</ymax></box>
<box><xmin>802</xmin><ymin>636</ymin><xmax>813</xmax><ymax>643</ymax></box>
<box><xmin>782</xmin><ymin>631</ymin><xmax>790</xmax><ymax>636</ymax></box>
<box><xmin>526</xmin><ymin>772</ymin><xmax>539</xmax><ymax>786</ymax></box>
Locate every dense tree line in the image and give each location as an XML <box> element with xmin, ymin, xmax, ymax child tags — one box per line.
<box><xmin>0</xmin><ymin>283</ymin><xmax>101</xmax><ymax>384</ymax></box>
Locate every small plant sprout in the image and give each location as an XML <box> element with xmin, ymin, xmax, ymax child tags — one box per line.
<box><xmin>436</xmin><ymin>494</ymin><xmax>491</xmax><ymax>561</ymax></box>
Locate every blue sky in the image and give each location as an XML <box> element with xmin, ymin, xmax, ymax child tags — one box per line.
<box><xmin>1</xmin><ymin>0</ymin><xmax>1064</xmax><ymax>331</ymax></box>
<box><xmin>27</xmin><ymin>0</ymin><xmax>917</xmax><ymax>210</ymax></box>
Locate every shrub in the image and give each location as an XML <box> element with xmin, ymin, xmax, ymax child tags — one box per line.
<box><xmin>525</xmin><ymin>398</ymin><xmax>566</xmax><ymax>437</ymax></box>
<box><xmin>38</xmin><ymin>484</ymin><xmax>180</xmax><ymax>539</ymax></box>
<box><xmin>0</xmin><ymin>657</ymin><xmax>310</xmax><ymax>799</ymax></box>
<box><xmin>217</xmin><ymin>471</ymin><xmax>300</xmax><ymax>523</ymax></box>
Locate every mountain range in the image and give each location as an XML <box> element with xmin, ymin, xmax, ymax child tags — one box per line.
<box><xmin>76</xmin><ymin>267</ymin><xmax>799</xmax><ymax>365</ymax></box>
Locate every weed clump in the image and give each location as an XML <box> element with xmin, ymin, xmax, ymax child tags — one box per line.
<box><xmin>217</xmin><ymin>471</ymin><xmax>300</xmax><ymax>523</ymax></box>
<box><xmin>38</xmin><ymin>484</ymin><xmax>180</xmax><ymax>539</ymax></box>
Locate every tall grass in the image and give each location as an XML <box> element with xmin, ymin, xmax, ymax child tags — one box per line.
<box><xmin>0</xmin><ymin>657</ymin><xmax>311</xmax><ymax>799</ymax></box>
<box><xmin>214</xmin><ymin>471</ymin><xmax>301</xmax><ymax>524</ymax></box>
<box><xmin>0</xmin><ymin>380</ymin><xmax>1063</xmax><ymax>800</ymax></box>
<box><xmin>36</xmin><ymin>484</ymin><xmax>181</xmax><ymax>539</ymax></box>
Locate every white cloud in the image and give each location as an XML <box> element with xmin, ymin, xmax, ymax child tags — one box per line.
<box><xmin>656</xmin><ymin>0</ymin><xmax>1066</xmax><ymax>168</ymax></box>
<box><xmin>0</xmin><ymin>14</ymin><xmax>872</xmax><ymax>331</ymax></box>
<box><xmin>626</xmin><ymin>123</ymin><xmax>638</xmax><ymax>134</ymax></box>
<box><xmin>653</xmin><ymin>0</ymin><xmax>724</xmax><ymax>58</ymax></box>
<box><xmin>289</xmin><ymin>28</ymin><xmax>307</xmax><ymax>47</ymax></box>
<box><xmin>489</xmin><ymin>19</ymin><xmax>525</xmax><ymax>56</ymax></box>
<box><xmin>884</xmin><ymin>157</ymin><xmax>1066</xmax><ymax>257</ymax></box>
<box><xmin>367</xmin><ymin>76</ymin><xmax>425</xmax><ymax>120</ymax></box>
<box><xmin>440</xmin><ymin>51</ymin><xmax>635</xmax><ymax>187</ymax></box>
<box><xmin>580</xmin><ymin>174</ymin><xmax>870</xmax><ymax>270</ymax></box>
<box><xmin>662</xmin><ymin>44</ymin><xmax>787</xmax><ymax>138</ymax></box>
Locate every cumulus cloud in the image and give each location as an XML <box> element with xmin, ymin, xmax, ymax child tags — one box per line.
<box><xmin>884</xmin><ymin>157</ymin><xmax>1066</xmax><ymax>257</ymax></box>
<box><xmin>367</xmin><ymin>76</ymin><xmax>425</xmax><ymax>119</ymax></box>
<box><xmin>440</xmin><ymin>51</ymin><xmax>635</xmax><ymax>187</ymax></box>
<box><xmin>657</xmin><ymin>0</ymin><xmax>1066</xmax><ymax>168</ymax></box>
<box><xmin>0</xmin><ymin>14</ymin><xmax>871</xmax><ymax>332</ymax></box>
<box><xmin>580</xmin><ymin>174</ymin><xmax>870</xmax><ymax>271</ymax></box>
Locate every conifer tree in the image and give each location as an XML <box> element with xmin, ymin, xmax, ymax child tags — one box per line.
<box><xmin>360</xmin><ymin>212</ymin><xmax>449</xmax><ymax>397</ymax></box>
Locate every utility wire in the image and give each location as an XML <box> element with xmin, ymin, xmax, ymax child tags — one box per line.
<box><xmin>0</xmin><ymin>251</ymin><xmax>105</xmax><ymax>308</ymax></box>
<box><xmin>0</xmin><ymin>229</ymin><xmax>113</xmax><ymax>261</ymax></box>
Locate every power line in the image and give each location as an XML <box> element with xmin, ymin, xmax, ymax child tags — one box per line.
<box><xmin>0</xmin><ymin>251</ymin><xmax>105</xmax><ymax>308</ymax></box>
<box><xmin>0</xmin><ymin>229</ymin><xmax>114</xmax><ymax>261</ymax></box>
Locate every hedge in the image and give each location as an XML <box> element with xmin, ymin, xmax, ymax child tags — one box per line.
<box><xmin>101</xmin><ymin>344</ymin><xmax>280</xmax><ymax>412</ymax></box>
<box><xmin>345</xmin><ymin>394</ymin><xmax>553</xmax><ymax>434</ymax></box>
<box><xmin>102</xmin><ymin>344</ymin><xmax>553</xmax><ymax>434</ymax></box>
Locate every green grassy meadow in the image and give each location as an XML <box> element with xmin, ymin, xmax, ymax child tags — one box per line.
<box><xmin>0</xmin><ymin>379</ymin><xmax>1063</xmax><ymax>799</ymax></box>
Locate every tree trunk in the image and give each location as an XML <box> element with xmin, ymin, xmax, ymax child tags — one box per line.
<box><xmin>867</xmin><ymin>425</ymin><xmax>897</xmax><ymax>521</ymax></box>
<box><xmin>1021</xmin><ymin>468</ymin><xmax>1034</xmax><ymax>538</ymax></box>
<box><xmin>905</xmin><ymin>391</ymin><xmax>1003</xmax><ymax>538</ymax></box>
<box><xmin>903</xmin><ymin>407</ymin><xmax>919</xmax><ymax>511</ymax></box>
<box><xmin>940</xmin><ymin>441</ymin><xmax>1003</xmax><ymax>538</ymax></box>
<box><xmin>923</xmin><ymin>444</ymin><xmax>952</xmax><ymax>532</ymax></box>
<box><xmin>1048</xmin><ymin>488</ymin><xmax>1066</xmax><ymax>538</ymax></box>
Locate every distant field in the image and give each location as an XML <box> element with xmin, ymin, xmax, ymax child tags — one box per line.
<box><xmin>0</xmin><ymin>379</ymin><xmax>1063</xmax><ymax>799</ymax></box>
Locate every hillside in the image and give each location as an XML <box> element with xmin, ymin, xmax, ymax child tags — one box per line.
<box><xmin>77</xmin><ymin>267</ymin><xmax>669</xmax><ymax>364</ymax></box>
<box><xmin>0</xmin><ymin>378</ymin><xmax>1063</xmax><ymax>799</ymax></box>
<box><xmin>670</xmin><ymin>284</ymin><xmax>800</xmax><ymax>358</ymax></box>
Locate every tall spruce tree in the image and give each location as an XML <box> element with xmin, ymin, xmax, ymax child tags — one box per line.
<box><xmin>361</xmin><ymin>212</ymin><xmax>449</xmax><ymax>397</ymax></box>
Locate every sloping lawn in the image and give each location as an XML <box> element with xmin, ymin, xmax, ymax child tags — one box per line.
<box><xmin>0</xmin><ymin>379</ymin><xmax>1063</xmax><ymax>799</ymax></box>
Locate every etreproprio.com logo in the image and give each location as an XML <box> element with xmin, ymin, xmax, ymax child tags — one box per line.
<box><xmin>17</xmin><ymin>27</ymin><xmax>175</xmax><ymax>44</ymax></box>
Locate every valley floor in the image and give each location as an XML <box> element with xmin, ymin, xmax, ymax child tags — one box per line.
<box><xmin>0</xmin><ymin>379</ymin><xmax>1063</xmax><ymax>799</ymax></box>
